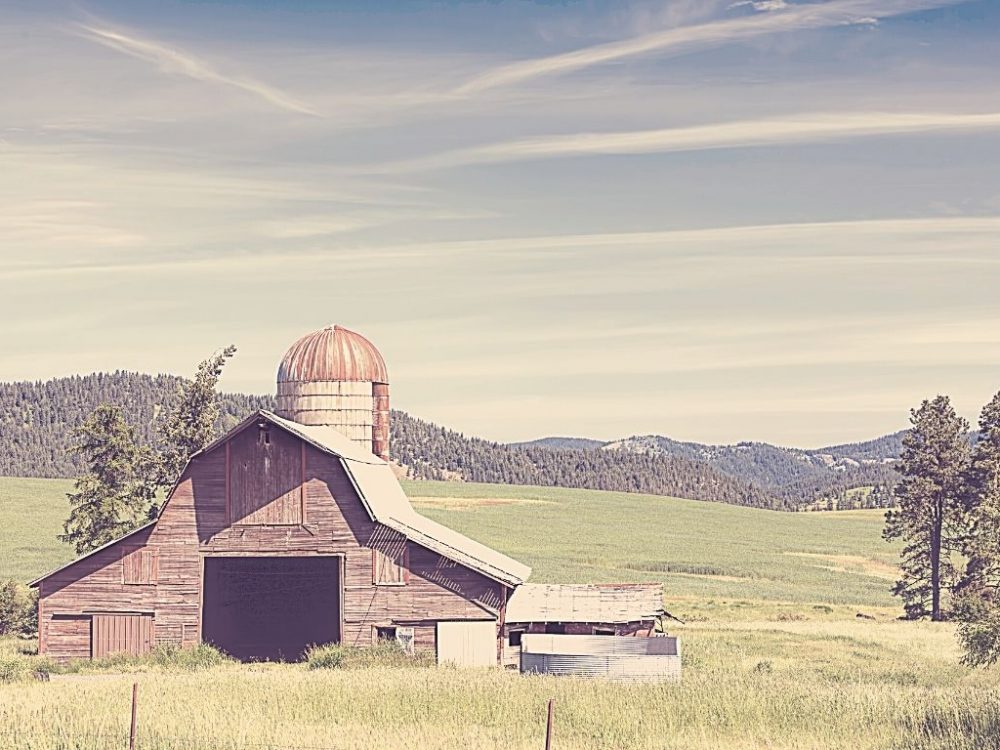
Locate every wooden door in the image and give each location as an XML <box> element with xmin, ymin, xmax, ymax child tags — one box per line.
<box><xmin>436</xmin><ymin>620</ymin><xmax>496</xmax><ymax>667</ymax></box>
<box><xmin>91</xmin><ymin>614</ymin><xmax>155</xmax><ymax>658</ymax></box>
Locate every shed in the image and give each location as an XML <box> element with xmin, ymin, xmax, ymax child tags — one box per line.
<box><xmin>501</xmin><ymin>583</ymin><xmax>664</xmax><ymax>667</ymax></box>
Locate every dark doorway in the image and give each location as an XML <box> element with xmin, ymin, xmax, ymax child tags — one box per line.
<box><xmin>202</xmin><ymin>557</ymin><xmax>341</xmax><ymax>661</ymax></box>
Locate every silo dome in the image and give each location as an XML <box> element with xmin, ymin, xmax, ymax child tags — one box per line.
<box><xmin>275</xmin><ymin>325</ymin><xmax>390</xmax><ymax>460</ymax></box>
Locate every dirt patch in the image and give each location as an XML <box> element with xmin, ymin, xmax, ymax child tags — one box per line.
<box><xmin>409</xmin><ymin>496</ymin><xmax>553</xmax><ymax>510</ymax></box>
<box><xmin>784</xmin><ymin>552</ymin><xmax>899</xmax><ymax>581</ymax></box>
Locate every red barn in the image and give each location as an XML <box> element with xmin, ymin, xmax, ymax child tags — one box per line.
<box><xmin>30</xmin><ymin>326</ymin><xmax>530</xmax><ymax>664</ymax></box>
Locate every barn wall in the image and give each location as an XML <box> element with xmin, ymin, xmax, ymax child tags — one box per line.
<box><xmin>38</xmin><ymin>424</ymin><xmax>503</xmax><ymax>661</ymax></box>
<box><xmin>38</xmin><ymin>525</ymin><xmax>158</xmax><ymax>660</ymax></box>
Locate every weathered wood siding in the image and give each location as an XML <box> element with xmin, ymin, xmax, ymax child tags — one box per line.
<box><xmin>38</xmin><ymin>422</ymin><xmax>505</xmax><ymax>661</ymax></box>
<box><xmin>92</xmin><ymin>614</ymin><xmax>155</xmax><ymax>658</ymax></box>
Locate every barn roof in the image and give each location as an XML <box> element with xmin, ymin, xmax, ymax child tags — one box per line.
<box><xmin>31</xmin><ymin>410</ymin><xmax>531</xmax><ymax>589</ymax></box>
<box><xmin>505</xmin><ymin>583</ymin><xmax>664</xmax><ymax>624</ymax></box>
<box><xmin>260</xmin><ymin>411</ymin><xmax>531</xmax><ymax>587</ymax></box>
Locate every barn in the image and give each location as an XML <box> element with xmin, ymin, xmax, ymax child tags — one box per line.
<box><xmin>30</xmin><ymin>325</ymin><xmax>530</xmax><ymax>664</ymax></box>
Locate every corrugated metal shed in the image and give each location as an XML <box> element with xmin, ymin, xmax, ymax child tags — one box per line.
<box><xmin>506</xmin><ymin>583</ymin><xmax>663</xmax><ymax>624</ymax></box>
<box><xmin>277</xmin><ymin>325</ymin><xmax>389</xmax><ymax>384</ymax></box>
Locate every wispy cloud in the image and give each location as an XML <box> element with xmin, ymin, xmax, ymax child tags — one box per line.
<box><xmin>75</xmin><ymin>23</ymin><xmax>321</xmax><ymax>117</ymax></box>
<box><xmin>381</xmin><ymin>110</ymin><xmax>1000</xmax><ymax>171</ymax></box>
<box><xmin>4</xmin><ymin>215</ymin><xmax>998</xmax><ymax>281</ymax></box>
<box><xmin>455</xmin><ymin>0</ymin><xmax>966</xmax><ymax>94</ymax></box>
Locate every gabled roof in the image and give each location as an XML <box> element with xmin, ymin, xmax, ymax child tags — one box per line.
<box><xmin>32</xmin><ymin>410</ymin><xmax>531</xmax><ymax>589</ymax></box>
<box><xmin>505</xmin><ymin>583</ymin><xmax>664</xmax><ymax>624</ymax></box>
<box><xmin>261</xmin><ymin>412</ymin><xmax>531</xmax><ymax>587</ymax></box>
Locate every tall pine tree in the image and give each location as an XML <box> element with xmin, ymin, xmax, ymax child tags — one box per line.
<box><xmin>956</xmin><ymin>391</ymin><xmax>1000</xmax><ymax>665</ymax></box>
<box><xmin>884</xmin><ymin>395</ymin><xmax>970</xmax><ymax>620</ymax></box>
<box><xmin>157</xmin><ymin>345</ymin><xmax>237</xmax><ymax>486</ymax></box>
<box><xmin>60</xmin><ymin>405</ymin><xmax>159</xmax><ymax>554</ymax></box>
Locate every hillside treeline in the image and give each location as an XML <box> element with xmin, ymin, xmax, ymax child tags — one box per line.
<box><xmin>2</xmin><ymin>372</ymin><xmax>892</xmax><ymax>510</ymax></box>
<box><xmin>0</xmin><ymin>372</ymin><xmax>272</xmax><ymax>478</ymax></box>
<box><xmin>390</xmin><ymin>410</ymin><xmax>780</xmax><ymax>508</ymax></box>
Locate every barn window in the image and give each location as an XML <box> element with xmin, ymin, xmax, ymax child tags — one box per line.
<box><xmin>373</xmin><ymin>625</ymin><xmax>415</xmax><ymax>654</ymax></box>
<box><xmin>122</xmin><ymin>548</ymin><xmax>158</xmax><ymax>585</ymax></box>
<box><xmin>508</xmin><ymin>628</ymin><xmax>525</xmax><ymax>647</ymax></box>
<box><xmin>372</xmin><ymin>545</ymin><xmax>408</xmax><ymax>586</ymax></box>
<box><xmin>374</xmin><ymin>625</ymin><xmax>397</xmax><ymax>641</ymax></box>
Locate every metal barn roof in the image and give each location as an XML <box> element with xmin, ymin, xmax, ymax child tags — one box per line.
<box><xmin>265</xmin><ymin>411</ymin><xmax>531</xmax><ymax>587</ymax></box>
<box><xmin>505</xmin><ymin>583</ymin><xmax>664</xmax><ymax>624</ymax></box>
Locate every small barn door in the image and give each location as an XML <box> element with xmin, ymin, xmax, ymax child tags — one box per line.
<box><xmin>436</xmin><ymin>621</ymin><xmax>496</xmax><ymax>667</ymax></box>
<box><xmin>91</xmin><ymin>614</ymin><xmax>155</xmax><ymax>658</ymax></box>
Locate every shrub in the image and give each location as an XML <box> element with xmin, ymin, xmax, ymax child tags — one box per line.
<box><xmin>0</xmin><ymin>657</ymin><xmax>24</xmax><ymax>683</ymax></box>
<box><xmin>307</xmin><ymin>642</ymin><xmax>433</xmax><ymax>670</ymax></box>
<box><xmin>752</xmin><ymin>660</ymin><xmax>774</xmax><ymax>675</ymax></box>
<box><xmin>0</xmin><ymin>580</ymin><xmax>37</xmax><ymax>636</ymax></box>
<box><xmin>60</xmin><ymin>643</ymin><xmax>233</xmax><ymax>674</ymax></box>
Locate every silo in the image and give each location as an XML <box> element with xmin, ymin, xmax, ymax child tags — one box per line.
<box><xmin>275</xmin><ymin>325</ymin><xmax>390</xmax><ymax>460</ymax></box>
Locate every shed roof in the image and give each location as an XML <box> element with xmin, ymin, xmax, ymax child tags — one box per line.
<box><xmin>505</xmin><ymin>583</ymin><xmax>664</xmax><ymax>624</ymax></box>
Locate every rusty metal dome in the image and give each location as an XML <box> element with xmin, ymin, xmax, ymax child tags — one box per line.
<box><xmin>277</xmin><ymin>325</ymin><xmax>388</xmax><ymax>384</ymax></box>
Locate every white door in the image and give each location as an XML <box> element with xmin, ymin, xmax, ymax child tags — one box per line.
<box><xmin>436</xmin><ymin>621</ymin><xmax>496</xmax><ymax>667</ymax></box>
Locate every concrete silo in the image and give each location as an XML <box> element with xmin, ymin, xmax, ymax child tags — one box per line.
<box><xmin>275</xmin><ymin>325</ymin><xmax>390</xmax><ymax>460</ymax></box>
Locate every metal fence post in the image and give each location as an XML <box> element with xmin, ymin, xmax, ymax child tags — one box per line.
<box><xmin>545</xmin><ymin>698</ymin><xmax>554</xmax><ymax>750</ymax></box>
<box><xmin>129</xmin><ymin>682</ymin><xmax>138</xmax><ymax>750</ymax></box>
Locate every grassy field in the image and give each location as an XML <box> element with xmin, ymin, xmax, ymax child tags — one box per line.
<box><xmin>2</xmin><ymin>476</ymin><xmax>999</xmax><ymax>749</ymax></box>
<box><xmin>0</xmin><ymin>477</ymin><xmax>73</xmax><ymax>583</ymax></box>
<box><xmin>3</xmin><ymin>476</ymin><xmax>899</xmax><ymax>609</ymax></box>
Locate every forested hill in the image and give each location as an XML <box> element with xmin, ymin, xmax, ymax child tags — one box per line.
<box><xmin>0</xmin><ymin>373</ymin><xmax>273</xmax><ymax>478</ymax></box>
<box><xmin>390</xmin><ymin>411</ymin><xmax>774</xmax><ymax>508</ymax></box>
<box><xmin>2</xmin><ymin>372</ymin><xmax>899</xmax><ymax>510</ymax></box>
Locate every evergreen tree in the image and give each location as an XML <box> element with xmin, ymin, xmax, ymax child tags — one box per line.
<box><xmin>955</xmin><ymin>391</ymin><xmax>1000</xmax><ymax>665</ymax></box>
<box><xmin>884</xmin><ymin>396</ymin><xmax>971</xmax><ymax>620</ymax></box>
<box><xmin>157</xmin><ymin>346</ymin><xmax>237</xmax><ymax>485</ymax></box>
<box><xmin>60</xmin><ymin>405</ymin><xmax>159</xmax><ymax>554</ymax></box>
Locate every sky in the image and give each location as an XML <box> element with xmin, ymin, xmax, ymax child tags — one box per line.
<box><xmin>2</xmin><ymin>0</ymin><xmax>999</xmax><ymax>447</ymax></box>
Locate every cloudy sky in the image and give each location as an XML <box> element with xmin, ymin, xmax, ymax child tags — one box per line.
<box><xmin>2</xmin><ymin>0</ymin><xmax>999</xmax><ymax>446</ymax></box>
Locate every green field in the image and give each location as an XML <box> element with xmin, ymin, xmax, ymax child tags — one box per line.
<box><xmin>3</xmin><ymin>476</ymin><xmax>999</xmax><ymax>749</ymax></box>
<box><xmin>3</xmin><ymin>476</ymin><xmax>899</xmax><ymax>609</ymax></box>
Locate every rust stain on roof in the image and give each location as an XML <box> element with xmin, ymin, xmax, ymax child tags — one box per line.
<box><xmin>277</xmin><ymin>324</ymin><xmax>388</xmax><ymax>384</ymax></box>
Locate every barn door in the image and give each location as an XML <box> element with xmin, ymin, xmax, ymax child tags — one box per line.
<box><xmin>92</xmin><ymin>614</ymin><xmax>155</xmax><ymax>658</ymax></box>
<box><xmin>436</xmin><ymin>621</ymin><xmax>496</xmax><ymax>667</ymax></box>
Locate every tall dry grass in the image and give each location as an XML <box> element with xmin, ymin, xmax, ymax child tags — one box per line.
<box><xmin>2</xmin><ymin>618</ymin><xmax>999</xmax><ymax>750</ymax></box>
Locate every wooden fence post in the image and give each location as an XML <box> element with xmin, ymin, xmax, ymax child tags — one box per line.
<box><xmin>129</xmin><ymin>682</ymin><xmax>138</xmax><ymax>750</ymax></box>
<box><xmin>545</xmin><ymin>698</ymin><xmax>554</xmax><ymax>750</ymax></box>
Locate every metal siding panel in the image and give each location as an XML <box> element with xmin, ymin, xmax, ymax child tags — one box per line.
<box><xmin>520</xmin><ymin>634</ymin><xmax>681</xmax><ymax>682</ymax></box>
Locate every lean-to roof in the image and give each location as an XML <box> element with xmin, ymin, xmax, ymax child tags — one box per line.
<box><xmin>505</xmin><ymin>583</ymin><xmax>663</xmax><ymax>624</ymax></box>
